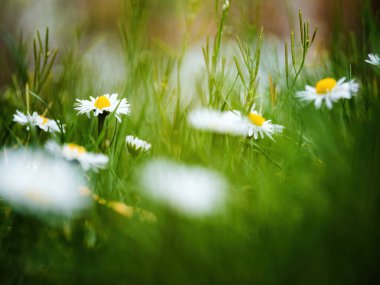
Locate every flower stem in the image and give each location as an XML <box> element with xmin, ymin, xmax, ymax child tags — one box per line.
<box><xmin>98</xmin><ymin>113</ymin><xmax>107</xmax><ymax>136</ymax></box>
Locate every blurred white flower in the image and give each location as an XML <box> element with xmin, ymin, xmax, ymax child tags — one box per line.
<box><xmin>296</xmin><ymin>77</ymin><xmax>359</xmax><ymax>109</ymax></box>
<box><xmin>46</xmin><ymin>141</ymin><xmax>109</xmax><ymax>171</ymax></box>
<box><xmin>188</xmin><ymin>108</ymin><xmax>283</xmax><ymax>139</ymax></box>
<box><xmin>222</xmin><ymin>0</ymin><xmax>230</xmax><ymax>11</ymax></box>
<box><xmin>140</xmin><ymin>159</ymin><xmax>227</xmax><ymax>216</ymax></box>
<box><xmin>228</xmin><ymin>108</ymin><xmax>284</xmax><ymax>140</ymax></box>
<box><xmin>74</xmin><ymin>93</ymin><xmax>130</xmax><ymax>122</ymax></box>
<box><xmin>13</xmin><ymin>110</ymin><xmax>62</xmax><ymax>133</ymax></box>
<box><xmin>188</xmin><ymin>108</ymin><xmax>247</xmax><ymax>136</ymax></box>
<box><xmin>126</xmin><ymin>135</ymin><xmax>151</xmax><ymax>154</ymax></box>
<box><xmin>365</xmin><ymin>53</ymin><xmax>380</xmax><ymax>67</ymax></box>
<box><xmin>0</xmin><ymin>149</ymin><xmax>90</xmax><ymax>217</ymax></box>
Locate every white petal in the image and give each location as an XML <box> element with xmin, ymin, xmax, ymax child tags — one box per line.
<box><xmin>325</xmin><ymin>98</ymin><xmax>333</xmax><ymax>109</ymax></box>
<box><xmin>314</xmin><ymin>97</ymin><xmax>323</xmax><ymax>109</ymax></box>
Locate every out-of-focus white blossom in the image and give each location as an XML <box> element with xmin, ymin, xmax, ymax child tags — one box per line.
<box><xmin>13</xmin><ymin>110</ymin><xmax>63</xmax><ymax>133</ymax></box>
<box><xmin>188</xmin><ymin>108</ymin><xmax>283</xmax><ymax>140</ymax></box>
<box><xmin>46</xmin><ymin>141</ymin><xmax>109</xmax><ymax>171</ymax></box>
<box><xmin>0</xmin><ymin>149</ymin><xmax>90</xmax><ymax>217</ymax></box>
<box><xmin>139</xmin><ymin>159</ymin><xmax>227</xmax><ymax>216</ymax></box>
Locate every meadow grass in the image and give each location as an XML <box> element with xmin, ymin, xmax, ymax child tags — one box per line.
<box><xmin>0</xmin><ymin>0</ymin><xmax>380</xmax><ymax>284</ymax></box>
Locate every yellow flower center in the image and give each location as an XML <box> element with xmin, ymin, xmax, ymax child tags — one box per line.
<box><xmin>94</xmin><ymin>95</ymin><xmax>111</xmax><ymax>110</ymax></box>
<box><xmin>248</xmin><ymin>113</ymin><xmax>266</xmax><ymax>127</ymax></box>
<box><xmin>67</xmin><ymin>143</ymin><xmax>86</xmax><ymax>155</ymax></box>
<box><xmin>316</xmin><ymin>78</ymin><xmax>337</xmax><ymax>94</ymax></box>
<box><xmin>39</xmin><ymin>115</ymin><xmax>49</xmax><ymax>125</ymax></box>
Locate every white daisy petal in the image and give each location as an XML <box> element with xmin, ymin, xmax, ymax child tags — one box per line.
<box><xmin>13</xmin><ymin>110</ymin><xmax>29</xmax><ymax>125</ymax></box>
<box><xmin>314</xmin><ymin>97</ymin><xmax>323</xmax><ymax>109</ymax></box>
<box><xmin>337</xmin><ymin>77</ymin><xmax>346</xmax><ymax>85</ymax></box>
<box><xmin>325</xmin><ymin>98</ymin><xmax>333</xmax><ymax>109</ymax></box>
<box><xmin>126</xmin><ymin>135</ymin><xmax>151</xmax><ymax>154</ymax></box>
<box><xmin>365</xmin><ymin>53</ymin><xmax>380</xmax><ymax>66</ymax></box>
<box><xmin>349</xmin><ymin>80</ymin><xmax>360</xmax><ymax>93</ymax></box>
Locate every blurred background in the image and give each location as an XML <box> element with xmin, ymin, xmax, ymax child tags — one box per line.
<box><xmin>1</xmin><ymin>0</ymin><xmax>379</xmax><ymax>90</ymax></box>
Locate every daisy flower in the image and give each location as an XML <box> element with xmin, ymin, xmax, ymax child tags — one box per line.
<box><xmin>365</xmin><ymin>53</ymin><xmax>380</xmax><ymax>67</ymax></box>
<box><xmin>139</xmin><ymin>159</ymin><xmax>227</xmax><ymax>216</ymax></box>
<box><xmin>296</xmin><ymin>77</ymin><xmax>359</xmax><ymax>109</ymax></box>
<box><xmin>74</xmin><ymin>93</ymin><xmax>130</xmax><ymax>122</ymax></box>
<box><xmin>13</xmin><ymin>110</ymin><xmax>62</xmax><ymax>133</ymax></box>
<box><xmin>188</xmin><ymin>108</ymin><xmax>247</xmax><ymax>136</ymax></box>
<box><xmin>228</xmin><ymin>108</ymin><xmax>284</xmax><ymax>140</ymax></box>
<box><xmin>0</xmin><ymin>149</ymin><xmax>90</xmax><ymax>217</ymax></box>
<box><xmin>125</xmin><ymin>135</ymin><xmax>151</xmax><ymax>155</ymax></box>
<box><xmin>188</xmin><ymin>108</ymin><xmax>283</xmax><ymax>139</ymax></box>
<box><xmin>46</xmin><ymin>141</ymin><xmax>109</xmax><ymax>171</ymax></box>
